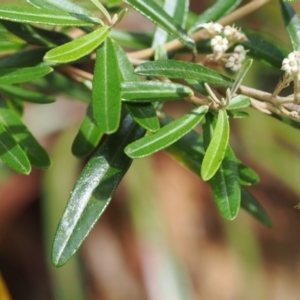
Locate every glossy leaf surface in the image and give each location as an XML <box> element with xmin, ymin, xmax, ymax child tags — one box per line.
<box><xmin>201</xmin><ymin>110</ymin><xmax>229</xmax><ymax>181</ymax></box>
<box><xmin>0</xmin><ymin>120</ymin><xmax>31</xmax><ymax>174</ymax></box>
<box><xmin>124</xmin><ymin>0</ymin><xmax>195</xmax><ymax>49</ymax></box>
<box><xmin>0</xmin><ymin>66</ymin><xmax>53</xmax><ymax>85</ymax></box>
<box><xmin>113</xmin><ymin>39</ymin><xmax>159</xmax><ymax>132</ymax></box>
<box><xmin>135</xmin><ymin>60</ymin><xmax>233</xmax><ymax>87</ymax></box>
<box><xmin>92</xmin><ymin>37</ymin><xmax>122</xmax><ymax>133</ymax></box>
<box><xmin>189</xmin><ymin>0</ymin><xmax>241</xmax><ymax>33</ymax></box>
<box><xmin>0</xmin><ymin>98</ymin><xmax>51</xmax><ymax>169</ymax></box>
<box><xmin>121</xmin><ymin>81</ymin><xmax>193</xmax><ymax>102</ymax></box>
<box><xmin>0</xmin><ymin>5</ymin><xmax>101</xmax><ymax>26</ymax></box>
<box><xmin>52</xmin><ymin>114</ymin><xmax>145</xmax><ymax>267</ymax></box>
<box><xmin>237</xmin><ymin>161</ymin><xmax>260</xmax><ymax>186</ymax></box>
<box><xmin>125</xmin><ymin>105</ymin><xmax>208</xmax><ymax>158</ymax></box>
<box><xmin>0</xmin><ymin>84</ymin><xmax>55</xmax><ymax>104</ymax></box>
<box><xmin>72</xmin><ymin>105</ymin><xmax>103</xmax><ymax>159</ymax></box>
<box><xmin>280</xmin><ymin>0</ymin><xmax>300</xmax><ymax>50</ymax></box>
<box><xmin>226</xmin><ymin>95</ymin><xmax>251</xmax><ymax>110</ymax></box>
<box><xmin>44</xmin><ymin>26</ymin><xmax>110</xmax><ymax>63</ymax></box>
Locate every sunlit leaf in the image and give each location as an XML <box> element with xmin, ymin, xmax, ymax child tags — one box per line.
<box><xmin>125</xmin><ymin>105</ymin><xmax>208</xmax><ymax>158</ymax></box>
<box><xmin>52</xmin><ymin>114</ymin><xmax>145</xmax><ymax>267</ymax></box>
<box><xmin>226</xmin><ymin>95</ymin><xmax>251</xmax><ymax>110</ymax></box>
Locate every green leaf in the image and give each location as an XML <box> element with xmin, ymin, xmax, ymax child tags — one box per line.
<box><xmin>226</xmin><ymin>95</ymin><xmax>251</xmax><ymax>110</ymax></box>
<box><xmin>280</xmin><ymin>0</ymin><xmax>300</xmax><ymax>50</ymax></box>
<box><xmin>0</xmin><ymin>99</ymin><xmax>51</xmax><ymax>169</ymax></box>
<box><xmin>241</xmin><ymin>187</ymin><xmax>272</xmax><ymax>227</ymax></box>
<box><xmin>72</xmin><ymin>105</ymin><xmax>103</xmax><ymax>159</ymax></box>
<box><xmin>26</xmin><ymin>0</ymin><xmax>101</xmax><ymax>24</ymax></box>
<box><xmin>92</xmin><ymin>37</ymin><xmax>122</xmax><ymax>133</ymax></box>
<box><xmin>121</xmin><ymin>81</ymin><xmax>193</xmax><ymax>102</ymax></box>
<box><xmin>125</xmin><ymin>105</ymin><xmax>208</xmax><ymax>158</ymax></box>
<box><xmin>201</xmin><ymin>110</ymin><xmax>229</xmax><ymax>181</ymax></box>
<box><xmin>0</xmin><ymin>5</ymin><xmax>101</xmax><ymax>27</ymax></box>
<box><xmin>243</xmin><ymin>30</ymin><xmax>289</xmax><ymax>69</ymax></box>
<box><xmin>0</xmin><ymin>66</ymin><xmax>53</xmax><ymax>84</ymax></box>
<box><xmin>0</xmin><ymin>121</ymin><xmax>31</xmax><ymax>174</ymax></box>
<box><xmin>209</xmin><ymin>145</ymin><xmax>241</xmax><ymax>220</ymax></box>
<box><xmin>113</xmin><ymin>39</ymin><xmax>160</xmax><ymax>132</ymax></box>
<box><xmin>0</xmin><ymin>20</ymin><xmax>72</xmax><ymax>47</ymax></box>
<box><xmin>124</xmin><ymin>0</ymin><xmax>195</xmax><ymax>49</ymax></box>
<box><xmin>0</xmin><ymin>48</ymin><xmax>49</xmax><ymax>68</ymax></box>
<box><xmin>44</xmin><ymin>26</ymin><xmax>110</xmax><ymax>64</ymax></box>
<box><xmin>0</xmin><ymin>84</ymin><xmax>55</xmax><ymax>104</ymax></box>
<box><xmin>227</xmin><ymin>110</ymin><xmax>249</xmax><ymax>118</ymax></box>
<box><xmin>135</xmin><ymin>60</ymin><xmax>234</xmax><ymax>87</ymax></box>
<box><xmin>189</xmin><ymin>0</ymin><xmax>242</xmax><ymax>33</ymax></box>
<box><xmin>90</xmin><ymin>0</ymin><xmax>112</xmax><ymax>23</ymax></box>
<box><xmin>230</xmin><ymin>59</ymin><xmax>252</xmax><ymax>96</ymax></box>
<box><xmin>152</xmin><ymin>0</ymin><xmax>189</xmax><ymax>47</ymax></box>
<box><xmin>238</xmin><ymin>162</ymin><xmax>260</xmax><ymax>186</ymax></box>
<box><xmin>52</xmin><ymin>114</ymin><xmax>145</xmax><ymax>267</ymax></box>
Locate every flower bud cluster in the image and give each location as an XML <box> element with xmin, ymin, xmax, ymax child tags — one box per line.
<box><xmin>200</xmin><ymin>22</ymin><xmax>248</xmax><ymax>71</ymax></box>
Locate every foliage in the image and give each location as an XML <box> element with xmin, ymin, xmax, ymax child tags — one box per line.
<box><xmin>0</xmin><ymin>0</ymin><xmax>298</xmax><ymax>268</ymax></box>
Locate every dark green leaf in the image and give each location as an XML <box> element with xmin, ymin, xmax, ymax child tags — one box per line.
<box><xmin>280</xmin><ymin>0</ymin><xmax>300</xmax><ymax>50</ymax></box>
<box><xmin>44</xmin><ymin>26</ymin><xmax>110</xmax><ymax>63</ymax></box>
<box><xmin>0</xmin><ymin>121</ymin><xmax>31</xmax><ymax>174</ymax></box>
<box><xmin>241</xmin><ymin>187</ymin><xmax>272</xmax><ymax>227</ymax></box>
<box><xmin>124</xmin><ymin>0</ymin><xmax>195</xmax><ymax>49</ymax></box>
<box><xmin>238</xmin><ymin>162</ymin><xmax>260</xmax><ymax>186</ymax></box>
<box><xmin>135</xmin><ymin>60</ymin><xmax>234</xmax><ymax>87</ymax></box>
<box><xmin>0</xmin><ymin>5</ymin><xmax>101</xmax><ymax>27</ymax></box>
<box><xmin>0</xmin><ymin>20</ymin><xmax>72</xmax><ymax>47</ymax></box>
<box><xmin>0</xmin><ymin>66</ymin><xmax>53</xmax><ymax>84</ymax></box>
<box><xmin>92</xmin><ymin>37</ymin><xmax>122</xmax><ymax>133</ymax></box>
<box><xmin>52</xmin><ymin>114</ymin><xmax>145</xmax><ymax>267</ymax></box>
<box><xmin>125</xmin><ymin>105</ymin><xmax>208</xmax><ymax>158</ymax></box>
<box><xmin>209</xmin><ymin>145</ymin><xmax>241</xmax><ymax>220</ymax></box>
<box><xmin>226</xmin><ymin>95</ymin><xmax>251</xmax><ymax>110</ymax></box>
<box><xmin>113</xmin><ymin>39</ymin><xmax>160</xmax><ymax>132</ymax></box>
<box><xmin>201</xmin><ymin>110</ymin><xmax>229</xmax><ymax>181</ymax></box>
<box><xmin>243</xmin><ymin>30</ymin><xmax>289</xmax><ymax>69</ymax></box>
<box><xmin>72</xmin><ymin>105</ymin><xmax>103</xmax><ymax>159</ymax></box>
<box><xmin>0</xmin><ymin>48</ymin><xmax>49</xmax><ymax>68</ymax></box>
<box><xmin>227</xmin><ymin>110</ymin><xmax>249</xmax><ymax>118</ymax></box>
<box><xmin>0</xmin><ymin>98</ymin><xmax>51</xmax><ymax>169</ymax></box>
<box><xmin>0</xmin><ymin>84</ymin><xmax>55</xmax><ymax>104</ymax></box>
<box><xmin>121</xmin><ymin>81</ymin><xmax>193</xmax><ymax>102</ymax></box>
<box><xmin>189</xmin><ymin>0</ymin><xmax>242</xmax><ymax>33</ymax></box>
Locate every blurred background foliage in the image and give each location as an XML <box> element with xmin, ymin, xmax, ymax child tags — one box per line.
<box><xmin>1</xmin><ymin>0</ymin><xmax>300</xmax><ymax>299</ymax></box>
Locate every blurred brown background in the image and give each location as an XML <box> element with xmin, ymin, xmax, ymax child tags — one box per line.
<box><xmin>1</xmin><ymin>0</ymin><xmax>300</xmax><ymax>299</ymax></box>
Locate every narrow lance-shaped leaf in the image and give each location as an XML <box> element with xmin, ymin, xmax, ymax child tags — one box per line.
<box><xmin>230</xmin><ymin>59</ymin><xmax>252</xmax><ymax>96</ymax></box>
<box><xmin>0</xmin><ymin>5</ymin><xmax>101</xmax><ymax>27</ymax></box>
<box><xmin>26</xmin><ymin>0</ymin><xmax>101</xmax><ymax>24</ymax></box>
<box><xmin>241</xmin><ymin>187</ymin><xmax>272</xmax><ymax>227</ymax></box>
<box><xmin>90</xmin><ymin>0</ymin><xmax>112</xmax><ymax>23</ymax></box>
<box><xmin>0</xmin><ymin>118</ymin><xmax>31</xmax><ymax>174</ymax></box>
<box><xmin>0</xmin><ymin>84</ymin><xmax>55</xmax><ymax>104</ymax></box>
<box><xmin>92</xmin><ymin>37</ymin><xmax>122</xmax><ymax>133</ymax></box>
<box><xmin>124</xmin><ymin>0</ymin><xmax>195</xmax><ymax>50</ymax></box>
<box><xmin>0</xmin><ymin>66</ymin><xmax>53</xmax><ymax>85</ymax></box>
<box><xmin>152</xmin><ymin>0</ymin><xmax>189</xmax><ymax>47</ymax></box>
<box><xmin>201</xmin><ymin>109</ymin><xmax>229</xmax><ymax>181</ymax></box>
<box><xmin>121</xmin><ymin>81</ymin><xmax>193</xmax><ymax>102</ymax></box>
<box><xmin>113</xmin><ymin>39</ymin><xmax>160</xmax><ymax>132</ymax></box>
<box><xmin>189</xmin><ymin>0</ymin><xmax>242</xmax><ymax>33</ymax></box>
<box><xmin>72</xmin><ymin>105</ymin><xmax>103</xmax><ymax>159</ymax></box>
<box><xmin>44</xmin><ymin>26</ymin><xmax>110</xmax><ymax>64</ymax></box>
<box><xmin>202</xmin><ymin>112</ymin><xmax>240</xmax><ymax>220</ymax></box>
<box><xmin>135</xmin><ymin>60</ymin><xmax>234</xmax><ymax>87</ymax></box>
<box><xmin>52</xmin><ymin>114</ymin><xmax>145</xmax><ymax>267</ymax></box>
<box><xmin>0</xmin><ymin>98</ymin><xmax>51</xmax><ymax>169</ymax></box>
<box><xmin>280</xmin><ymin>0</ymin><xmax>300</xmax><ymax>50</ymax></box>
<box><xmin>125</xmin><ymin>105</ymin><xmax>208</xmax><ymax>158</ymax></box>
<box><xmin>226</xmin><ymin>95</ymin><xmax>251</xmax><ymax>110</ymax></box>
